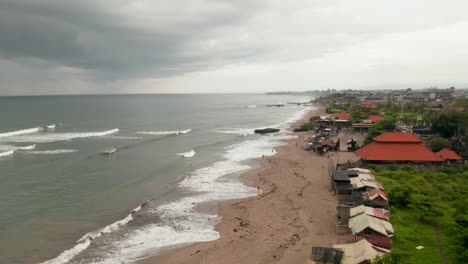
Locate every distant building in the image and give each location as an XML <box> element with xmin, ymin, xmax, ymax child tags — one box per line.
<box><xmin>360</xmin><ymin>101</ymin><xmax>377</xmax><ymax>109</ymax></box>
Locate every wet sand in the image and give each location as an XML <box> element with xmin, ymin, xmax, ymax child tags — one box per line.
<box><xmin>149</xmin><ymin>105</ymin><xmax>360</xmax><ymax>264</ymax></box>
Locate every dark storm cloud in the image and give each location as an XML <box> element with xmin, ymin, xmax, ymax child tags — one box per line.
<box><xmin>0</xmin><ymin>0</ymin><xmax>265</xmax><ymax>78</ymax></box>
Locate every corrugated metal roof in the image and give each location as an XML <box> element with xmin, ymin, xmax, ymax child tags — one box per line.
<box><xmin>350</xmin><ymin>205</ymin><xmax>389</xmax><ymax>221</ymax></box>
<box><xmin>349</xmin><ymin>214</ymin><xmax>394</xmax><ymax>236</ymax></box>
<box><xmin>333</xmin><ymin>239</ymin><xmax>389</xmax><ymax>264</ymax></box>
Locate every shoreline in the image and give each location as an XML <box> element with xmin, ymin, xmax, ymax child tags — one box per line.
<box><xmin>148</xmin><ymin>105</ymin><xmax>360</xmax><ymax>264</ymax></box>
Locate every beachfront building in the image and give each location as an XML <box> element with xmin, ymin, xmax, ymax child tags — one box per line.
<box><xmin>352</xmin><ymin>115</ymin><xmax>384</xmax><ymax>131</ymax></box>
<box><xmin>355</xmin><ymin>132</ymin><xmax>444</xmax><ymax>164</ymax></box>
<box><xmin>435</xmin><ymin>148</ymin><xmax>464</xmax><ymax>164</ymax></box>
<box><xmin>333</xmin><ymin>239</ymin><xmax>389</xmax><ymax>264</ymax></box>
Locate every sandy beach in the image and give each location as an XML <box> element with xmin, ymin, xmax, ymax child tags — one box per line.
<box><xmin>150</xmin><ymin>105</ymin><xmax>361</xmax><ymax>264</ymax></box>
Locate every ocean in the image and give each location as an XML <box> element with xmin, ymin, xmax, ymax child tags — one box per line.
<box><xmin>0</xmin><ymin>94</ymin><xmax>313</xmax><ymax>264</ymax></box>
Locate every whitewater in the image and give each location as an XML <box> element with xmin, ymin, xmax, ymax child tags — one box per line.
<box><xmin>39</xmin><ymin>105</ymin><xmax>312</xmax><ymax>264</ymax></box>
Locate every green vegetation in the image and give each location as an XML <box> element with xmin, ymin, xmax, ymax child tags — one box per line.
<box><xmin>372</xmin><ymin>248</ymin><xmax>410</xmax><ymax>264</ymax></box>
<box><xmin>364</xmin><ymin>117</ymin><xmax>396</xmax><ymax>145</ymax></box>
<box><xmin>375</xmin><ymin>166</ymin><xmax>468</xmax><ymax>264</ymax></box>
<box><xmin>350</xmin><ymin>110</ymin><xmax>369</xmax><ymax>122</ymax></box>
<box><xmin>309</xmin><ymin>116</ymin><xmax>321</xmax><ymax>122</ymax></box>
<box><xmin>430</xmin><ymin>110</ymin><xmax>468</xmax><ymax>138</ymax></box>
<box><xmin>301</xmin><ymin>123</ymin><xmax>317</xmax><ymax>131</ymax></box>
<box><xmin>429</xmin><ymin>137</ymin><xmax>451</xmax><ymax>152</ymax></box>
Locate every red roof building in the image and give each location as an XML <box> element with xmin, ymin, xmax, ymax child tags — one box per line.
<box><xmin>355</xmin><ymin>132</ymin><xmax>444</xmax><ymax>162</ymax></box>
<box><xmin>361</xmin><ymin>101</ymin><xmax>377</xmax><ymax>108</ymax></box>
<box><xmin>373</xmin><ymin>132</ymin><xmax>422</xmax><ymax>143</ymax></box>
<box><xmin>329</xmin><ymin>113</ymin><xmax>350</xmax><ymax>120</ymax></box>
<box><xmin>366</xmin><ymin>115</ymin><xmax>384</xmax><ymax>123</ymax></box>
<box><xmin>436</xmin><ymin>148</ymin><xmax>463</xmax><ymax>160</ymax></box>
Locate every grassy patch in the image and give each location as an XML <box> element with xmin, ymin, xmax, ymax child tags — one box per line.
<box><xmin>390</xmin><ymin>207</ymin><xmax>442</xmax><ymax>264</ymax></box>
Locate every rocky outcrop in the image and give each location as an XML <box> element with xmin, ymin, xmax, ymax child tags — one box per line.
<box><xmin>254</xmin><ymin>128</ymin><xmax>280</xmax><ymax>134</ymax></box>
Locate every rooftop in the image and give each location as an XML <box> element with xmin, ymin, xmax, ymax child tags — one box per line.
<box><xmin>329</xmin><ymin>113</ymin><xmax>350</xmax><ymax>120</ymax></box>
<box><xmin>355</xmin><ymin>142</ymin><xmax>443</xmax><ymax>161</ymax></box>
<box><xmin>373</xmin><ymin>132</ymin><xmax>423</xmax><ymax>143</ymax></box>
<box><xmin>366</xmin><ymin>115</ymin><xmax>384</xmax><ymax>123</ymax></box>
<box><xmin>436</xmin><ymin>148</ymin><xmax>463</xmax><ymax>160</ymax></box>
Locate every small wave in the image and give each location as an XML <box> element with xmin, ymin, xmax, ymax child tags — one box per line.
<box><xmin>101</xmin><ymin>148</ymin><xmax>117</xmax><ymax>155</ymax></box>
<box><xmin>247</xmin><ymin>105</ymin><xmax>256</xmax><ymax>108</ymax></box>
<box><xmin>214</xmin><ymin>128</ymin><xmax>255</xmax><ymax>136</ymax></box>
<box><xmin>27</xmin><ymin>150</ymin><xmax>78</xmax><ymax>155</ymax></box>
<box><xmin>46</xmin><ymin>124</ymin><xmax>56</xmax><ymax>130</ymax></box>
<box><xmin>178</xmin><ymin>150</ymin><xmax>196</xmax><ymax>158</ymax></box>
<box><xmin>0</xmin><ymin>150</ymin><xmax>14</xmax><ymax>157</ymax></box>
<box><xmin>39</xmin><ymin>205</ymin><xmax>143</xmax><ymax>264</ymax></box>
<box><xmin>17</xmin><ymin>144</ymin><xmax>36</xmax><ymax>150</ymax></box>
<box><xmin>0</xmin><ymin>127</ymin><xmax>42</xmax><ymax>138</ymax></box>
<box><xmin>1</xmin><ymin>128</ymin><xmax>119</xmax><ymax>143</ymax></box>
<box><xmin>138</xmin><ymin>129</ymin><xmax>191</xmax><ymax>136</ymax></box>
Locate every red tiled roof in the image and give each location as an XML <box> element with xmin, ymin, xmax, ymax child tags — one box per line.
<box><xmin>367</xmin><ymin>115</ymin><xmax>384</xmax><ymax>123</ymax></box>
<box><xmin>374</xmin><ymin>132</ymin><xmax>422</xmax><ymax>143</ymax></box>
<box><xmin>361</xmin><ymin>101</ymin><xmax>377</xmax><ymax>108</ymax></box>
<box><xmin>329</xmin><ymin>113</ymin><xmax>350</xmax><ymax>120</ymax></box>
<box><xmin>355</xmin><ymin>142</ymin><xmax>444</xmax><ymax>161</ymax></box>
<box><xmin>436</xmin><ymin>148</ymin><xmax>463</xmax><ymax>160</ymax></box>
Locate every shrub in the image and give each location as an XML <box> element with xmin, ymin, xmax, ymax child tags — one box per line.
<box><xmin>429</xmin><ymin>137</ymin><xmax>450</xmax><ymax>152</ymax></box>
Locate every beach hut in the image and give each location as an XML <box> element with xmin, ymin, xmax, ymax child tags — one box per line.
<box><xmin>347</xmin><ymin>170</ymin><xmax>383</xmax><ymax>191</ymax></box>
<box><xmin>333</xmin><ymin>239</ymin><xmax>389</xmax><ymax>264</ymax></box>
<box><xmin>364</xmin><ymin>235</ymin><xmax>392</xmax><ymax>249</ymax></box>
<box><xmin>349</xmin><ymin>214</ymin><xmax>394</xmax><ymax>237</ymax></box>
<box><xmin>308</xmin><ymin>247</ymin><xmax>344</xmax><ymax>264</ymax></box>
<box><xmin>350</xmin><ymin>205</ymin><xmax>389</xmax><ymax>221</ymax></box>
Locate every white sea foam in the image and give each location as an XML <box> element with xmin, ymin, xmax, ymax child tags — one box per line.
<box><xmin>27</xmin><ymin>150</ymin><xmax>78</xmax><ymax>155</ymax></box>
<box><xmin>39</xmin><ymin>205</ymin><xmax>143</xmax><ymax>264</ymax></box>
<box><xmin>247</xmin><ymin>105</ymin><xmax>256</xmax><ymax>108</ymax></box>
<box><xmin>17</xmin><ymin>144</ymin><xmax>36</xmax><ymax>150</ymax></box>
<box><xmin>0</xmin><ymin>150</ymin><xmax>14</xmax><ymax>157</ymax></box>
<box><xmin>214</xmin><ymin>128</ymin><xmax>255</xmax><ymax>136</ymax></box>
<box><xmin>102</xmin><ymin>148</ymin><xmax>117</xmax><ymax>154</ymax></box>
<box><xmin>41</xmin><ymin>107</ymin><xmax>310</xmax><ymax>263</ymax></box>
<box><xmin>137</xmin><ymin>129</ymin><xmax>191</xmax><ymax>136</ymax></box>
<box><xmin>178</xmin><ymin>150</ymin><xmax>196</xmax><ymax>158</ymax></box>
<box><xmin>0</xmin><ymin>127</ymin><xmax>42</xmax><ymax>138</ymax></box>
<box><xmin>0</xmin><ymin>144</ymin><xmax>36</xmax><ymax>152</ymax></box>
<box><xmin>1</xmin><ymin>128</ymin><xmax>119</xmax><ymax>143</ymax></box>
<box><xmin>71</xmin><ymin>136</ymin><xmax>292</xmax><ymax>264</ymax></box>
<box><xmin>46</xmin><ymin>124</ymin><xmax>56</xmax><ymax>130</ymax></box>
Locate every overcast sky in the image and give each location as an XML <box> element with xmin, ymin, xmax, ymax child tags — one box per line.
<box><xmin>0</xmin><ymin>0</ymin><xmax>467</xmax><ymax>95</ymax></box>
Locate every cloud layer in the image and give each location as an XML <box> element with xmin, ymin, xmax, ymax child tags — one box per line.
<box><xmin>0</xmin><ymin>0</ymin><xmax>467</xmax><ymax>94</ymax></box>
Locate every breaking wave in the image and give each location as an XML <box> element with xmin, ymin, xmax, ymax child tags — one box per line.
<box><xmin>0</xmin><ymin>127</ymin><xmax>42</xmax><ymax>138</ymax></box>
<box><xmin>1</xmin><ymin>129</ymin><xmax>119</xmax><ymax>143</ymax></box>
<box><xmin>178</xmin><ymin>150</ymin><xmax>196</xmax><ymax>158</ymax></box>
<box><xmin>214</xmin><ymin>128</ymin><xmax>255</xmax><ymax>136</ymax></box>
<box><xmin>27</xmin><ymin>150</ymin><xmax>78</xmax><ymax>155</ymax></box>
<box><xmin>101</xmin><ymin>148</ymin><xmax>117</xmax><ymax>155</ymax></box>
<box><xmin>0</xmin><ymin>150</ymin><xmax>14</xmax><ymax>157</ymax></box>
<box><xmin>39</xmin><ymin>205</ymin><xmax>143</xmax><ymax>264</ymax></box>
<box><xmin>137</xmin><ymin>129</ymin><xmax>191</xmax><ymax>136</ymax></box>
